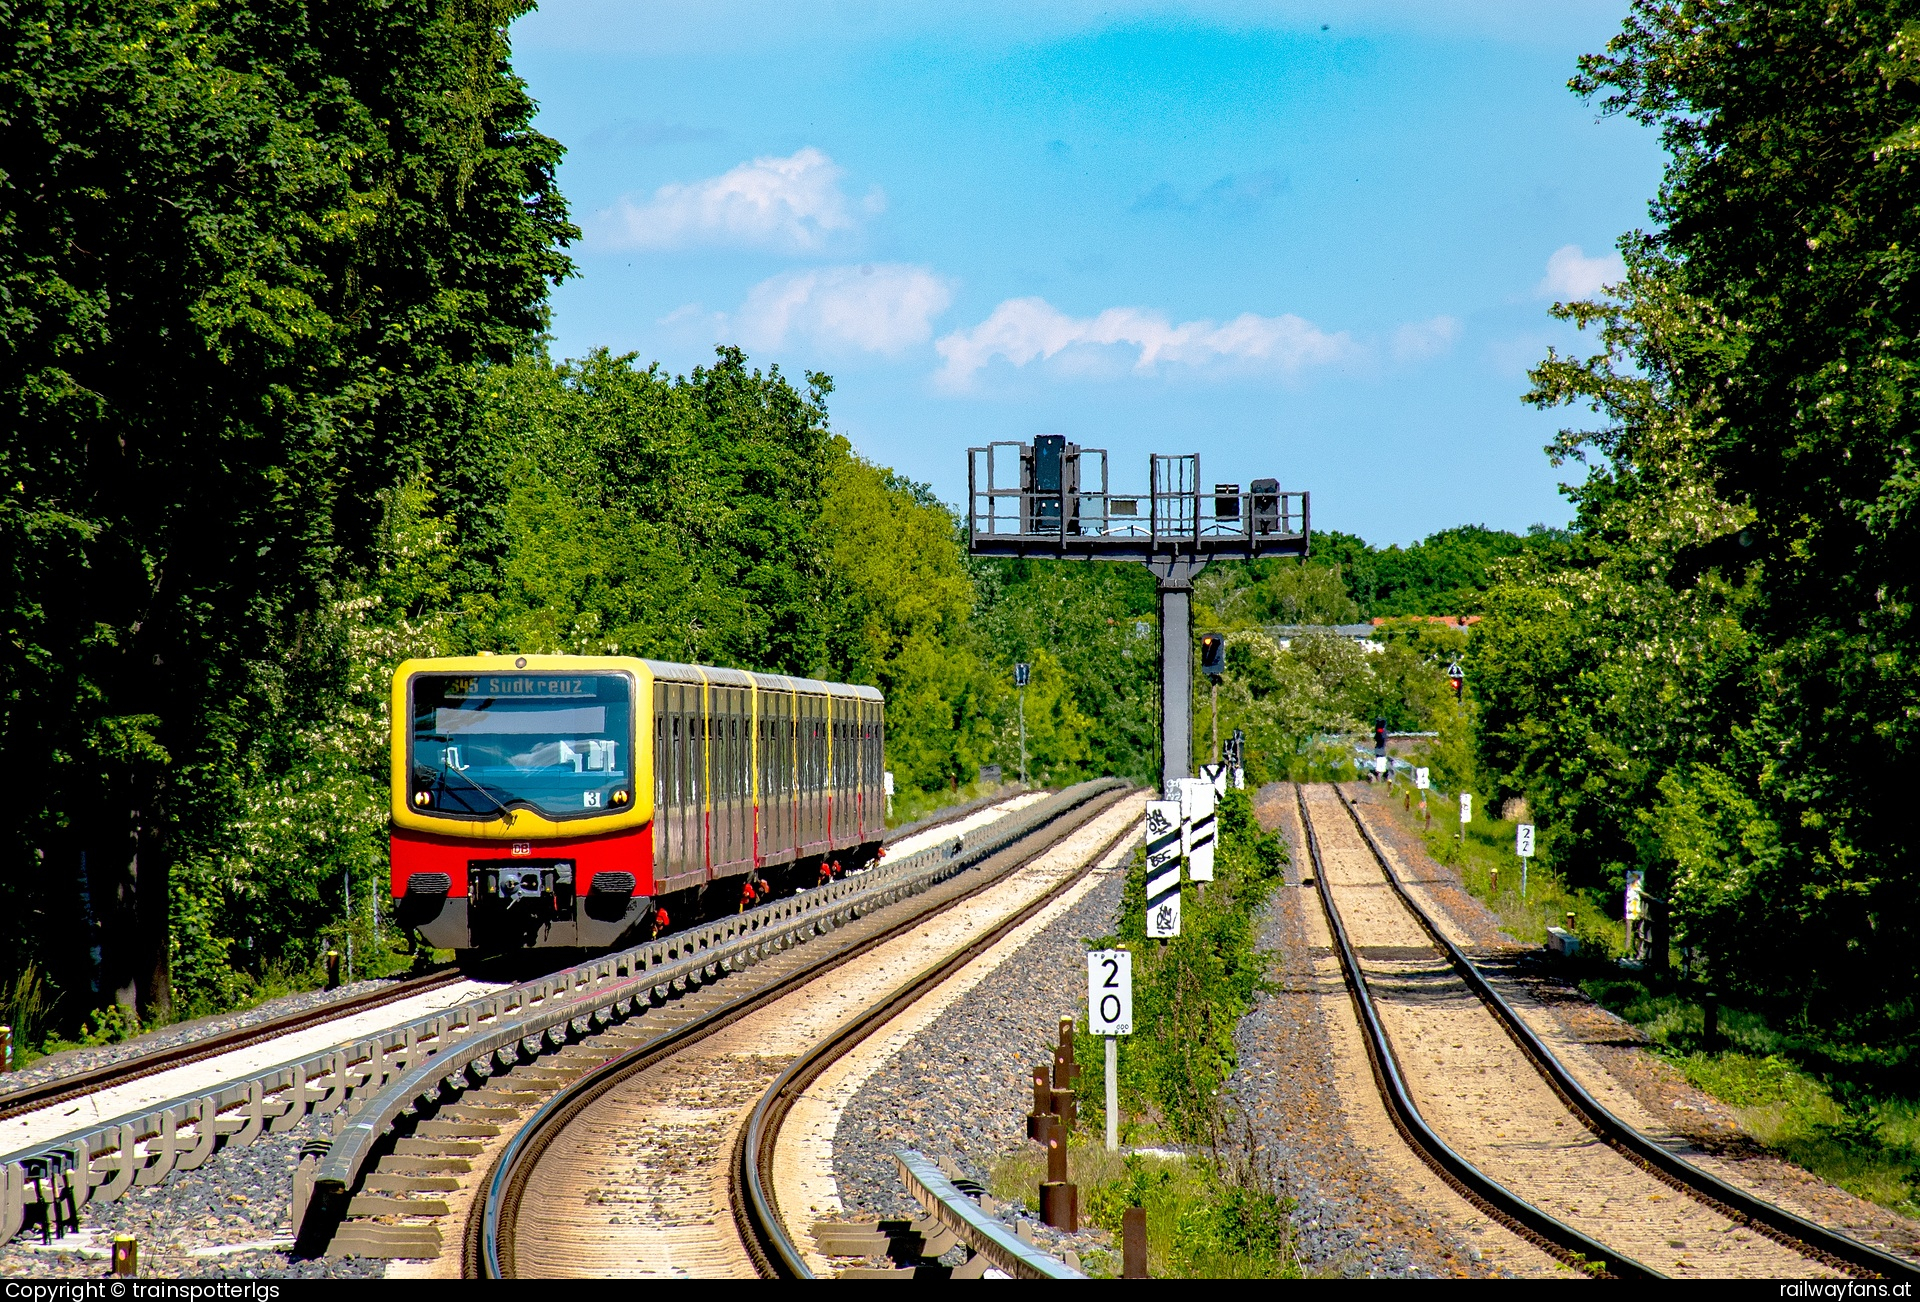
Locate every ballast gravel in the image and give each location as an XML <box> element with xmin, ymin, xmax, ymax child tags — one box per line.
<box><xmin>1230</xmin><ymin>784</ymin><xmax>1495</xmax><ymax>1278</ymax></box>
<box><xmin>828</xmin><ymin>857</ymin><xmax>1126</xmax><ymax>1265</ymax></box>
<box><xmin>827</xmin><ymin>789</ymin><xmax>1492</xmax><ymax>1278</ymax></box>
<box><xmin>0</xmin><ymin>1110</ymin><xmax>381</xmax><ymax>1279</ymax></box>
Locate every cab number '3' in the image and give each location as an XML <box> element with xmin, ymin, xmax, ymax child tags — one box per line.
<box><xmin>584</xmin><ymin>791</ymin><xmax>603</xmax><ymax>809</ymax></box>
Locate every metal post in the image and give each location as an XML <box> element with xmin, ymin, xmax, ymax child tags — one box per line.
<box><xmin>1018</xmin><ymin>686</ymin><xmax>1027</xmax><ymax>788</ymax></box>
<box><xmin>1158</xmin><ymin>577</ymin><xmax>1192</xmax><ymax>794</ymax></box>
<box><xmin>1210</xmin><ymin>679</ymin><xmax>1220</xmax><ymax>765</ymax></box>
<box><xmin>1105</xmin><ymin>1035</ymin><xmax>1118</xmax><ymax>1152</ymax></box>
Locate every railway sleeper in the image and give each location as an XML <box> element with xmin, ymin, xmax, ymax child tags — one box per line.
<box><xmin>5</xmin><ymin>786</ymin><xmax>1112</xmax><ymax>1254</ymax></box>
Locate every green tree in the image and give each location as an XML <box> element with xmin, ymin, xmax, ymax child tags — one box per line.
<box><xmin>971</xmin><ymin>560</ymin><xmax>1161</xmax><ymax>785</ymax></box>
<box><xmin>0</xmin><ymin>0</ymin><xmax>573</xmax><ymax>1020</ymax></box>
<box><xmin>820</xmin><ymin>458</ymin><xmax>994</xmax><ymax>792</ymax></box>
<box><xmin>1570</xmin><ymin>0</ymin><xmax>1920</xmax><ymax>1024</ymax></box>
<box><xmin>457</xmin><ymin>348</ymin><xmax>837</xmax><ymax>671</ymax></box>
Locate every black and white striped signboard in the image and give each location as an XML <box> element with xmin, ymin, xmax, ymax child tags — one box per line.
<box><xmin>1181</xmin><ymin>778</ymin><xmax>1217</xmax><ymax>882</ymax></box>
<box><xmin>1145</xmin><ymin>798</ymin><xmax>1183</xmax><ymax>937</ymax></box>
<box><xmin>1201</xmin><ymin>762</ymin><xmax>1228</xmax><ymax>797</ymax></box>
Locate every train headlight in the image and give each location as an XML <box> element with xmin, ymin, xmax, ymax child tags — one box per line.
<box><xmin>612</xmin><ymin>789</ymin><xmax>629</xmax><ymax>806</ymax></box>
<box><xmin>413</xmin><ymin>790</ymin><xmax>431</xmax><ymax>807</ymax></box>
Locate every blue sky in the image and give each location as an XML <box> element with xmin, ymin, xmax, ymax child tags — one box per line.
<box><xmin>511</xmin><ymin>1</ymin><xmax>1664</xmax><ymax>546</ymax></box>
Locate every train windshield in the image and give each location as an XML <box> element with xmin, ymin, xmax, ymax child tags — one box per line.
<box><xmin>409</xmin><ymin>671</ymin><xmax>634</xmax><ymax>820</ymax></box>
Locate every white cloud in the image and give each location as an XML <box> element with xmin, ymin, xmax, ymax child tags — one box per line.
<box><xmin>934</xmin><ymin>297</ymin><xmax>1357</xmax><ymax>388</ymax></box>
<box><xmin>1536</xmin><ymin>243</ymin><xmax>1624</xmax><ymax>300</ymax></box>
<box><xmin>1390</xmin><ymin>315</ymin><xmax>1462</xmax><ymax>363</ymax></box>
<box><xmin>735</xmin><ymin>264</ymin><xmax>954</xmax><ymax>355</ymax></box>
<box><xmin>594</xmin><ymin>148</ymin><xmax>877</xmax><ymax>251</ymax></box>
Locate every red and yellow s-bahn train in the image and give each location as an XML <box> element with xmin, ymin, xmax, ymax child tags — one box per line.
<box><xmin>389</xmin><ymin>655</ymin><xmax>885</xmax><ymax>952</ymax></box>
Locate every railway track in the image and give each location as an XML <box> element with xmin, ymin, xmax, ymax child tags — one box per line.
<box><xmin>468</xmin><ymin>786</ymin><xmax>1142</xmax><ymax>1279</ymax></box>
<box><xmin>1294</xmin><ymin>781</ymin><xmax>1920</xmax><ymax>1282</ymax></box>
<box><xmin>0</xmin><ymin>790</ymin><xmax>1059</xmax><ymax>1252</ymax></box>
<box><xmin>0</xmin><ymin>969</ymin><xmax>467</xmax><ymax>1127</ymax></box>
<box><xmin>0</xmin><ymin>786</ymin><xmax>1020</xmax><ymax>1140</ymax></box>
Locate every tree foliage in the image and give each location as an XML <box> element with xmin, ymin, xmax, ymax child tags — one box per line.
<box><xmin>1475</xmin><ymin>0</ymin><xmax>1920</xmax><ymax>1037</ymax></box>
<box><xmin>0</xmin><ymin>0</ymin><xmax>573</xmax><ymax>1020</ymax></box>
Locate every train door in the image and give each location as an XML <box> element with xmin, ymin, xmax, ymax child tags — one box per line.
<box><xmin>675</xmin><ymin>681</ymin><xmax>693</xmax><ymax>882</ymax></box>
<box><xmin>724</xmin><ymin>687</ymin><xmax>747</xmax><ymax>873</ymax></box>
<box><xmin>808</xmin><ymin>692</ymin><xmax>824</xmax><ymax>852</ymax></box>
<box><xmin>741</xmin><ymin>687</ymin><xmax>756</xmax><ymax>871</ymax></box>
<box><xmin>716</xmin><ymin>688</ymin><xmax>733</xmax><ymax>872</ymax></box>
<box><xmin>798</xmin><ymin>695</ymin><xmax>814</xmax><ymax>856</ymax></box>
<box><xmin>653</xmin><ymin>685</ymin><xmax>668</xmax><ymax>880</ymax></box>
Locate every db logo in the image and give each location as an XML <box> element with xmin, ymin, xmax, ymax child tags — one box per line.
<box><xmin>511</xmin><ymin>842</ymin><xmax>532</xmax><ymax>857</ymax></box>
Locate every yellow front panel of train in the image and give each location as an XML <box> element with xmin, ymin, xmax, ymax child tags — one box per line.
<box><xmin>390</xmin><ymin>655</ymin><xmax>655</xmax><ymax>839</ymax></box>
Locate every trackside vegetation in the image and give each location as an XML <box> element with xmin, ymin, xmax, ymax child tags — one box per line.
<box><xmin>5</xmin><ymin>3</ymin><xmax>1917</xmax><ymax>1238</ymax></box>
<box><xmin>1004</xmin><ymin>789</ymin><xmax>1298</xmax><ymax>1279</ymax></box>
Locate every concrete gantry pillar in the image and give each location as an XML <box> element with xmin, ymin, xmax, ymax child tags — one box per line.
<box><xmin>1151</xmin><ymin>557</ymin><xmax>1206</xmax><ymax>795</ymax></box>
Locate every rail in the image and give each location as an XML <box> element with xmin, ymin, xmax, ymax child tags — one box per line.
<box><xmin>1294</xmin><ymin>784</ymin><xmax>1655</xmax><ymax>1279</ymax></box>
<box><xmin>0</xmin><ymin>789</ymin><xmax>1091</xmax><ymax>1247</ymax></box>
<box><xmin>1330</xmin><ymin>785</ymin><xmax>1920</xmax><ymax>1282</ymax></box>
<box><xmin>0</xmin><ymin>968</ymin><xmax>464</xmax><ymax>1126</ymax></box>
<box><xmin>892</xmin><ymin>1149</ymin><xmax>1083</xmax><ymax>1280</ymax></box>
<box><xmin>329</xmin><ymin>782</ymin><xmax>1119</xmax><ymax>1225</ymax></box>
<box><xmin>732</xmin><ymin>801</ymin><xmax>1137</xmax><ymax>1279</ymax></box>
<box><xmin>476</xmin><ymin>782</ymin><xmax>1134</xmax><ymax>1278</ymax></box>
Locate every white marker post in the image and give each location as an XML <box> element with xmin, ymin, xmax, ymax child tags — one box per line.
<box><xmin>1515</xmin><ymin>822</ymin><xmax>1535</xmax><ymax>897</ymax></box>
<box><xmin>1145</xmin><ymin>800</ymin><xmax>1182</xmax><ymax>938</ymax></box>
<box><xmin>1459</xmin><ymin>791</ymin><xmax>1473</xmax><ymax>842</ymax></box>
<box><xmin>1088</xmin><ymin>949</ymin><xmax>1133</xmax><ymax>1152</ymax></box>
<box><xmin>1415</xmin><ymin>767</ymin><xmax>1430</xmax><ymax>829</ymax></box>
<box><xmin>1184</xmin><ymin>780</ymin><xmax>1217</xmax><ymax>883</ymax></box>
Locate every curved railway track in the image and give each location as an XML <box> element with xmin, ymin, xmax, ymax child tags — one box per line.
<box><xmin>471</xmin><ymin>788</ymin><xmax>1142</xmax><ymax>1279</ymax></box>
<box><xmin>1295</xmin><ymin>781</ymin><xmax>1920</xmax><ymax>1282</ymax></box>
<box><xmin>1</xmin><ymin>789</ymin><xmax>1011</xmax><ymax>1139</ymax></box>
<box><xmin>0</xmin><ymin>967</ymin><xmax>465</xmax><ymax>1126</ymax></box>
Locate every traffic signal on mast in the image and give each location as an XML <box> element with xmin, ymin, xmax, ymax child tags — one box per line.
<box><xmin>1200</xmin><ymin>632</ymin><xmax>1226</xmax><ymax>678</ymax></box>
<box><xmin>1374</xmin><ymin>718</ymin><xmax>1388</xmax><ymax>754</ymax></box>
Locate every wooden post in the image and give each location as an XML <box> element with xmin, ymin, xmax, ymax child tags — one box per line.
<box><xmin>1123</xmin><ymin>1207</ymin><xmax>1148</xmax><ymax>1278</ymax></box>
<box><xmin>1039</xmin><ymin>1130</ymin><xmax>1077</xmax><ymax>1231</ymax></box>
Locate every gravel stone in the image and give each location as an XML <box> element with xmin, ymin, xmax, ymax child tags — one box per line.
<box><xmin>1</xmin><ymin>976</ymin><xmax>415</xmax><ymax>1101</ymax></box>
<box><xmin>829</xmin><ymin>792</ymin><xmax>1496</xmax><ymax>1278</ymax></box>
<box><xmin>0</xmin><ymin>1111</ymin><xmax>383</xmax><ymax>1278</ymax></box>
<box><xmin>830</xmin><ymin>859</ymin><xmax>1125</xmax><ymax>1264</ymax></box>
<box><xmin>1224</xmin><ymin>787</ymin><xmax>1492</xmax><ymax>1277</ymax></box>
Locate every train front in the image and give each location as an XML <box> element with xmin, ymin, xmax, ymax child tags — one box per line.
<box><xmin>389</xmin><ymin>656</ymin><xmax>653</xmax><ymax>952</ymax></box>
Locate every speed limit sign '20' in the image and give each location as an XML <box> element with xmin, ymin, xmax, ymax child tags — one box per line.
<box><xmin>1087</xmin><ymin>949</ymin><xmax>1134</xmax><ymax>1036</ymax></box>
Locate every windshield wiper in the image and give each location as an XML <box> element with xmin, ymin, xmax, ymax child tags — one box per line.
<box><xmin>442</xmin><ymin>763</ymin><xmax>517</xmax><ymax>822</ymax></box>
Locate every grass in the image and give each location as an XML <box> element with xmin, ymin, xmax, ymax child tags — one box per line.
<box><xmin>1000</xmin><ymin>790</ymin><xmax>1297</xmax><ymax>1278</ymax></box>
<box><xmin>1365</xmin><ymin>781</ymin><xmax>1920</xmax><ymax>1221</ymax></box>
<box><xmin>1372</xmin><ymin>781</ymin><xmax>1625</xmax><ymax>956</ymax></box>
<box><xmin>884</xmin><ymin>777</ymin><xmax>1018</xmax><ymax>829</ymax></box>
<box><xmin>1581</xmin><ymin>976</ymin><xmax>1920</xmax><ymax>1219</ymax></box>
<box><xmin>989</xmin><ymin>1142</ymin><xmax>1296</xmax><ymax>1279</ymax></box>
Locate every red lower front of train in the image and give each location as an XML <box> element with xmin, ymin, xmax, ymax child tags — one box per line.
<box><xmin>391</xmin><ymin>824</ymin><xmax>655</xmax><ymax>952</ymax></box>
